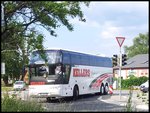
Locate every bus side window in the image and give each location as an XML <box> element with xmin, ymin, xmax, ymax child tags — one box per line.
<box><xmin>65</xmin><ymin>65</ymin><xmax>70</xmax><ymax>76</ymax></box>
<box><xmin>64</xmin><ymin>65</ymin><xmax>70</xmax><ymax>83</ymax></box>
<box><xmin>62</xmin><ymin>52</ymin><xmax>70</xmax><ymax>64</ymax></box>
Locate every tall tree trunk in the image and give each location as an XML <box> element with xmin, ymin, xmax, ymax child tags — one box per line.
<box><xmin>3</xmin><ymin>75</ymin><xmax>8</xmax><ymax>86</ymax></box>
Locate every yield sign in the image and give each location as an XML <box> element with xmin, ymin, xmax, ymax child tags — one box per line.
<box><xmin>116</xmin><ymin>37</ymin><xmax>125</xmax><ymax>47</ymax></box>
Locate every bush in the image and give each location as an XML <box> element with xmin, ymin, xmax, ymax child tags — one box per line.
<box><xmin>121</xmin><ymin>76</ymin><xmax>148</xmax><ymax>89</ymax></box>
<box><xmin>2</xmin><ymin>94</ymin><xmax>45</xmax><ymax>112</ymax></box>
<box><xmin>138</xmin><ymin>76</ymin><xmax>148</xmax><ymax>85</ymax></box>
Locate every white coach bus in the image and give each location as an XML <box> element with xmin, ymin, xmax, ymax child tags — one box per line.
<box><xmin>26</xmin><ymin>49</ymin><xmax>113</xmax><ymax>101</ymax></box>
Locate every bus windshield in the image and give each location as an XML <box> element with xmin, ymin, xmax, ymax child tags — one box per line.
<box><xmin>27</xmin><ymin>63</ymin><xmax>70</xmax><ymax>84</ymax></box>
<box><xmin>29</xmin><ymin>50</ymin><xmax>62</xmax><ymax>64</ymax></box>
<box><xmin>27</xmin><ymin>50</ymin><xmax>70</xmax><ymax>84</ymax></box>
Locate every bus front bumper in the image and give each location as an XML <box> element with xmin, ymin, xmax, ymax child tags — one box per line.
<box><xmin>29</xmin><ymin>92</ymin><xmax>62</xmax><ymax>98</ymax></box>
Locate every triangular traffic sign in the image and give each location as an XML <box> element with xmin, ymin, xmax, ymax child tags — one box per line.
<box><xmin>116</xmin><ymin>37</ymin><xmax>125</xmax><ymax>47</ymax></box>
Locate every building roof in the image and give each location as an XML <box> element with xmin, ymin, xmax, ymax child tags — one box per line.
<box><xmin>114</xmin><ymin>54</ymin><xmax>149</xmax><ymax>69</ymax></box>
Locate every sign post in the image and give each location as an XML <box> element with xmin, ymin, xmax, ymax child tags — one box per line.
<box><xmin>1</xmin><ymin>4</ymin><xmax>4</xmax><ymax>26</ymax></box>
<box><xmin>1</xmin><ymin>62</ymin><xmax>5</xmax><ymax>75</ymax></box>
<box><xmin>116</xmin><ymin>37</ymin><xmax>125</xmax><ymax>99</ymax></box>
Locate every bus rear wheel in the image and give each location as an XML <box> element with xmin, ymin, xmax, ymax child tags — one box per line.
<box><xmin>100</xmin><ymin>85</ymin><xmax>105</xmax><ymax>95</ymax></box>
<box><xmin>104</xmin><ymin>84</ymin><xmax>109</xmax><ymax>95</ymax></box>
<box><xmin>73</xmin><ymin>86</ymin><xmax>79</xmax><ymax>100</ymax></box>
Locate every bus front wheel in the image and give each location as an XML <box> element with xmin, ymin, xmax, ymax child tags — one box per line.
<box><xmin>73</xmin><ymin>86</ymin><xmax>79</xmax><ymax>100</ymax></box>
<box><xmin>46</xmin><ymin>97</ymin><xmax>51</xmax><ymax>102</ymax></box>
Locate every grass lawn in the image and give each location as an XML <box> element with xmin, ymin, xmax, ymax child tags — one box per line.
<box><xmin>2</xmin><ymin>86</ymin><xmax>13</xmax><ymax>91</ymax></box>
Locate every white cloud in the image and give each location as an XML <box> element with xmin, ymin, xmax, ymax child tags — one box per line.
<box><xmin>44</xmin><ymin>2</ymin><xmax>148</xmax><ymax>57</ymax></box>
<box><xmin>88</xmin><ymin>1</ymin><xmax>148</xmax><ymax>12</ymax></box>
<box><xmin>84</xmin><ymin>2</ymin><xmax>148</xmax><ymax>24</ymax></box>
<box><xmin>99</xmin><ymin>21</ymin><xmax>123</xmax><ymax>39</ymax></box>
<box><xmin>98</xmin><ymin>20</ymin><xmax>148</xmax><ymax>40</ymax></box>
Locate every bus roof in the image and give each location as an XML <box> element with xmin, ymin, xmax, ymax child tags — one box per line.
<box><xmin>30</xmin><ymin>48</ymin><xmax>112</xmax><ymax>67</ymax></box>
<box><xmin>35</xmin><ymin>48</ymin><xmax>110</xmax><ymax>58</ymax></box>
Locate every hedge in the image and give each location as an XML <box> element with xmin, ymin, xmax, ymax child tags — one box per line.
<box><xmin>116</xmin><ymin>76</ymin><xmax>148</xmax><ymax>89</ymax></box>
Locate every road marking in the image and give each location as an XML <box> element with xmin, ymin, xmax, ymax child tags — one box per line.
<box><xmin>136</xmin><ymin>105</ymin><xmax>149</xmax><ymax>110</ymax></box>
<box><xmin>100</xmin><ymin>99</ymin><xmax>127</xmax><ymax>106</ymax></box>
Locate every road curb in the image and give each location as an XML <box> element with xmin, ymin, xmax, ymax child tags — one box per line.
<box><xmin>101</xmin><ymin>95</ymin><xmax>149</xmax><ymax>111</ymax></box>
<box><xmin>136</xmin><ymin>104</ymin><xmax>149</xmax><ymax>111</ymax></box>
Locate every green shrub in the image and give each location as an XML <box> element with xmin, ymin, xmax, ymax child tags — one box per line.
<box><xmin>138</xmin><ymin>76</ymin><xmax>148</xmax><ymax>85</ymax></box>
<box><xmin>2</xmin><ymin>94</ymin><xmax>45</xmax><ymax>112</ymax></box>
<box><xmin>126</xmin><ymin>88</ymin><xmax>133</xmax><ymax>111</ymax></box>
<box><xmin>121</xmin><ymin>76</ymin><xmax>148</xmax><ymax>89</ymax></box>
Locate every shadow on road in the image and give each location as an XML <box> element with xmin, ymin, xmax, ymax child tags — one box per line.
<box><xmin>44</xmin><ymin>94</ymin><xmax>102</xmax><ymax>103</ymax></box>
<box><xmin>41</xmin><ymin>94</ymin><xmax>127</xmax><ymax>112</ymax></box>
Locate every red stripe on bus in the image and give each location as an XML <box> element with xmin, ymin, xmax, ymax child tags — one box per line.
<box><xmin>90</xmin><ymin>74</ymin><xmax>110</xmax><ymax>88</ymax></box>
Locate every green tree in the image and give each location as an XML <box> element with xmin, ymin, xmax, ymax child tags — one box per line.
<box><xmin>1</xmin><ymin>1</ymin><xmax>89</xmax><ymax>46</ymax></box>
<box><xmin>1</xmin><ymin>50</ymin><xmax>22</xmax><ymax>85</ymax></box>
<box><xmin>124</xmin><ymin>33</ymin><xmax>149</xmax><ymax>58</ymax></box>
<box><xmin>1</xmin><ymin>1</ymin><xmax>90</xmax><ymax>85</ymax></box>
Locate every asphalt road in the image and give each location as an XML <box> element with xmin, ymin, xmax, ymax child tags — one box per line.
<box><xmin>39</xmin><ymin>94</ymin><xmax>126</xmax><ymax>112</ymax></box>
<box><xmin>4</xmin><ymin>89</ymin><xmax>149</xmax><ymax>112</ymax></box>
<box><xmin>34</xmin><ymin>90</ymin><xmax>149</xmax><ymax>112</ymax></box>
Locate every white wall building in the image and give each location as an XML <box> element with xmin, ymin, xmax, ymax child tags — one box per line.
<box><xmin>113</xmin><ymin>54</ymin><xmax>149</xmax><ymax>79</ymax></box>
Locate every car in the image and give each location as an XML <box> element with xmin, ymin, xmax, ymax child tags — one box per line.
<box><xmin>140</xmin><ymin>80</ymin><xmax>149</xmax><ymax>93</ymax></box>
<box><xmin>13</xmin><ymin>81</ymin><xmax>26</xmax><ymax>91</ymax></box>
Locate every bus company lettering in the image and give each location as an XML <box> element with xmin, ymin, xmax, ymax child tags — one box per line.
<box><xmin>73</xmin><ymin>68</ymin><xmax>90</xmax><ymax>77</ymax></box>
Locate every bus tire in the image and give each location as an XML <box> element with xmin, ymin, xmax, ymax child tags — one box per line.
<box><xmin>73</xmin><ymin>86</ymin><xmax>79</xmax><ymax>101</ymax></box>
<box><xmin>46</xmin><ymin>97</ymin><xmax>51</xmax><ymax>102</ymax></box>
<box><xmin>104</xmin><ymin>84</ymin><xmax>109</xmax><ymax>95</ymax></box>
<box><xmin>100</xmin><ymin>84</ymin><xmax>105</xmax><ymax>95</ymax></box>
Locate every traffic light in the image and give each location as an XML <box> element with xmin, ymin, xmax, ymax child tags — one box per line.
<box><xmin>112</xmin><ymin>55</ymin><xmax>118</xmax><ymax>67</ymax></box>
<box><xmin>122</xmin><ymin>54</ymin><xmax>127</xmax><ymax>66</ymax></box>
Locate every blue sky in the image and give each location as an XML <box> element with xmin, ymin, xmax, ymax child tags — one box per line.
<box><xmin>42</xmin><ymin>1</ymin><xmax>148</xmax><ymax>57</ymax></box>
